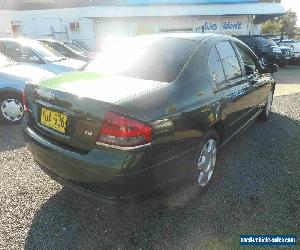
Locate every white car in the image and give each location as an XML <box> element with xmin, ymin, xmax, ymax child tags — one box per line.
<box><xmin>278</xmin><ymin>40</ymin><xmax>300</xmax><ymax>63</ymax></box>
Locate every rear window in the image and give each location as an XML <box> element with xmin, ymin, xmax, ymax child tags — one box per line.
<box><xmin>85</xmin><ymin>37</ymin><xmax>197</xmax><ymax>83</ymax></box>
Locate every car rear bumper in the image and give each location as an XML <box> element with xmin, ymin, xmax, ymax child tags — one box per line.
<box><xmin>23</xmin><ymin>126</ymin><xmax>194</xmax><ymax>203</ymax></box>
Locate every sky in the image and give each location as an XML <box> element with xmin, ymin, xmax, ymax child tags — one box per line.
<box><xmin>281</xmin><ymin>0</ymin><xmax>300</xmax><ymax>26</ymax></box>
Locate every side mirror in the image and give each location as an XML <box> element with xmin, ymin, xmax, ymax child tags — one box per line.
<box><xmin>268</xmin><ymin>64</ymin><xmax>279</xmax><ymax>73</ymax></box>
<box><xmin>29</xmin><ymin>55</ymin><xmax>41</xmax><ymax>63</ymax></box>
<box><xmin>259</xmin><ymin>61</ymin><xmax>278</xmax><ymax>74</ymax></box>
<box><xmin>245</xmin><ymin>65</ymin><xmax>255</xmax><ymax>76</ymax></box>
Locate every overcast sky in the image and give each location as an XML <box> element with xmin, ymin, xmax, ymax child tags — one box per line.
<box><xmin>281</xmin><ymin>0</ymin><xmax>300</xmax><ymax>25</ymax></box>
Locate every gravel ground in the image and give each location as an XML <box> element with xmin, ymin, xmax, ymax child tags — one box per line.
<box><xmin>1</xmin><ymin>90</ymin><xmax>300</xmax><ymax>249</ymax></box>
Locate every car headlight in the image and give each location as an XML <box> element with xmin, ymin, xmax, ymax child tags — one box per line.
<box><xmin>273</xmin><ymin>48</ymin><xmax>282</xmax><ymax>53</ymax></box>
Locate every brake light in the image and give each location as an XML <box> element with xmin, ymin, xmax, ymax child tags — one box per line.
<box><xmin>22</xmin><ymin>91</ymin><xmax>29</xmax><ymax>112</ymax></box>
<box><xmin>96</xmin><ymin>112</ymin><xmax>152</xmax><ymax>148</ymax></box>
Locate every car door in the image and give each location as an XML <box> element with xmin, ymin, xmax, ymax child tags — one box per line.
<box><xmin>233</xmin><ymin>42</ymin><xmax>272</xmax><ymax>114</ymax></box>
<box><xmin>209</xmin><ymin>40</ymin><xmax>252</xmax><ymax>136</ymax></box>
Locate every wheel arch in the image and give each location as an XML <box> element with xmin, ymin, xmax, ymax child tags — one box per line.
<box><xmin>207</xmin><ymin>120</ymin><xmax>226</xmax><ymax>145</ymax></box>
<box><xmin>0</xmin><ymin>88</ymin><xmax>22</xmax><ymax>99</ymax></box>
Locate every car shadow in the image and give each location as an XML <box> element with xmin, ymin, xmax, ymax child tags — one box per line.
<box><xmin>0</xmin><ymin>124</ymin><xmax>26</xmax><ymax>152</ymax></box>
<box><xmin>24</xmin><ymin>112</ymin><xmax>300</xmax><ymax>249</ymax></box>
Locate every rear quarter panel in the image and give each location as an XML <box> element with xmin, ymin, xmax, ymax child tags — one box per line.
<box><xmin>115</xmin><ymin>41</ymin><xmax>218</xmax><ymax>180</ymax></box>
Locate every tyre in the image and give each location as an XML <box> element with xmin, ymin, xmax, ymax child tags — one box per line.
<box><xmin>258</xmin><ymin>90</ymin><xmax>274</xmax><ymax>121</ymax></box>
<box><xmin>0</xmin><ymin>92</ymin><xmax>24</xmax><ymax>125</ymax></box>
<box><xmin>192</xmin><ymin>129</ymin><xmax>220</xmax><ymax>193</ymax></box>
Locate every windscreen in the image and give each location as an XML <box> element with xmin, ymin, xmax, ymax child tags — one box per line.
<box><xmin>85</xmin><ymin>37</ymin><xmax>197</xmax><ymax>83</ymax></box>
<box><xmin>64</xmin><ymin>42</ymin><xmax>84</xmax><ymax>53</ymax></box>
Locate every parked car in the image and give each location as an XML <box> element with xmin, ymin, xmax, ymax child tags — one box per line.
<box><xmin>235</xmin><ymin>35</ymin><xmax>285</xmax><ymax>67</ymax></box>
<box><xmin>0</xmin><ymin>53</ymin><xmax>55</xmax><ymax>124</ymax></box>
<box><xmin>278</xmin><ymin>45</ymin><xmax>293</xmax><ymax>65</ymax></box>
<box><xmin>39</xmin><ymin>39</ymin><xmax>91</xmax><ymax>62</ymax></box>
<box><xmin>277</xmin><ymin>39</ymin><xmax>300</xmax><ymax>64</ymax></box>
<box><xmin>68</xmin><ymin>40</ymin><xmax>97</xmax><ymax>59</ymax></box>
<box><xmin>72</xmin><ymin>40</ymin><xmax>94</xmax><ymax>54</ymax></box>
<box><xmin>0</xmin><ymin>38</ymin><xmax>86</xmax><ymax>74</ymax></box>
<box><xmin>23</xmin><ymin>33</ymin><xmax>277</xmax><ymax>204</ymax></box>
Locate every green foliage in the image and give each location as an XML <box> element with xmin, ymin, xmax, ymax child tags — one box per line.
<box><xmin>262</xmin><ymin>11</ymin><xmax>298</xmax><ymax>37</ymax></box>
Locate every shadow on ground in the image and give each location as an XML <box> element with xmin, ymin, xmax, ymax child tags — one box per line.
<box><xmin>0</xmin><ymin>124</ymin><xmax>26</xmax><ymax>152</ymax></box>
<box><xmin>24</xmin><ymin>112</ymin><xmax>300</xmax><ymax>250</ymax></box>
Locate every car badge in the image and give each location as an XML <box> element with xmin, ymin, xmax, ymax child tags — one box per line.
<box><xmin>85</xmin><ymin>130</ymin><xmax>93</xmax><ymax>136</ymax></box>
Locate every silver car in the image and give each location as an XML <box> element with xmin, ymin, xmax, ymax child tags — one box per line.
<box><xmin>0</xmin><ymin>38</ymin><xmax>86</xmax><ymax>74</ymax></box>
<box><xmin>0</xmin><ymin>54</ymin><xmax>55</xmax><ymax>124</ymax></box>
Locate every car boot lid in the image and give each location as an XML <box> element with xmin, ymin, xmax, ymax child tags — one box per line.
<box><xmin>35</xmin><ymin>71</ymin><xmax>170</xmax><ymax>104</ymax></box>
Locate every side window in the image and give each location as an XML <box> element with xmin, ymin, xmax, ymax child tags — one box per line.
<box><xmin>235</xmin><ymin>43</ymin><xmax>257</xmax><ymax>75</ymax></box>
<box><xmin>20</xmin><ymin>47</ymin><xmax>40</xmax><ymax>64</ymax></box>
<box><xmin>216</xmin><ymin>41</ymin><xmax>242</xmax><ymax>81</ymax></box>
<box><xmin>208</xmin><ymin>47</ymin><xmax>225</xmax><ymax>85</ymax></box>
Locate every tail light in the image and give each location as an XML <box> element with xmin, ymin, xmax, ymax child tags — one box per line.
<box><xmin>96</xmin><ymin>112</ymin><xmax>152</xmax><ymax>148</ymax></box>
<box><xmin>22</xmin><ymin>91</ymin><xmax>29</xmax><ymax>112</ymax></box>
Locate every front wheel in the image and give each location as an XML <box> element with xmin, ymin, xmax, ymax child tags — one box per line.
<box><xmin>0</xmin><ymin>93</ymin><xmax>24</xmax><ymax>125</ymax></box>
<box><xmin>258</xmin><ymin>90</ymin><xmax>274</xmax><ymax>121</ymax></box>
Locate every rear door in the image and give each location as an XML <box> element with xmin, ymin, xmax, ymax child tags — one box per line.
<box><xmin>209</xmin><ymin>40</ymin><xmax>252</xmax><ymax>136</ymax></box>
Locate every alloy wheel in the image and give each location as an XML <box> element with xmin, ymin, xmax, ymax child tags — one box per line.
<box><xmin>197</xmin><ymin>138</ymin><xmax>217</xmax><ymax>187</ymax></box>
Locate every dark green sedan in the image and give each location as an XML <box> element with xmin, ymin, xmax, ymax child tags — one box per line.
<box><xmin>23</xmin><ymin>33</ymin><xmax>276</xmax><ymax>204</ymax></box>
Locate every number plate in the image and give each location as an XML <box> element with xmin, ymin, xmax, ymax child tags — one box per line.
<box><xmin>40</xmin><ymin>108</ymin><xmax>68</xmax><ymax>134</ymax></box>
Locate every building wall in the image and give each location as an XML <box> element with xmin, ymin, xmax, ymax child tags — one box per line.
<box><xmin>95</xmin><ymin>15</ymin><xmax>253</xmax><ymax>48</ymax></box>
<box><xmin>0</xmin><ymin>10</ymin><xmax>15</xmax><ymax>38</ymax></box>
<box><xmin>12</xmin><ymin>7</ymin><xmax>255</xmax><ymax>48</ymax></box>
<box><xmin>12</xmin><ymin>8</ymin><xmax>95</xmax><ymax>48</ymax></box>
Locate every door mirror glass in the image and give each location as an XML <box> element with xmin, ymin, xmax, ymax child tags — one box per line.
<box><xmin>268</xmin><ymin>64</ymin><xmax>279</xmax><ymax>73</ymax></box>
<box><xmin>245</xmin><ymin>65</ymin><xmax>255</xmax><ymax>75</ymax></box>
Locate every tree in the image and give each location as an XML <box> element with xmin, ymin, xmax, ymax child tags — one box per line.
<box><xmin>262</xmin><ymin>11</ymin><xmax>298</xmax><ymax>38</ymax></box>
<box><xmin>280</xmin><ymin>11</ymin><xmax>298</xmax><ymax>38</ymax></box>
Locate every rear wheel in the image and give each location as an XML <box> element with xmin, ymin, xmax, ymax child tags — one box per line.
<box><xmin>193</xmin><ymin>129</ymin><xmax>220</xmax><ymax>192</ymax></box>
<box><xmin>0</xmin><ymin>93</ymin><xmax>24</xmax><ymax>125</ymax></box>
<box><xmin>258</xmin><ymin>90</ymin><xmax>274</xmax><ymax>121</ymax></box>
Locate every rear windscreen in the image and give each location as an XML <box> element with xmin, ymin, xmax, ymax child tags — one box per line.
<box><xmin>85</xmin><ymin>37</ymin><xmax>197</xmax><ymax>83</ymax></box>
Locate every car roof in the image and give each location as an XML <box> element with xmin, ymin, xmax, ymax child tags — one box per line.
<box><xmin>38</xmin><ymin>39</ymin><xmax>61</xmax><ymax>43</ymax></box>
<box><xmin>134</xmin><ymin>33</ymin><xmax>219</xmax><ymax>43</ymax></box>
<box><xmin>0</xmin><ymin>38</ymin><xmax>42</xmax><ymax>47</ymax></box>
<box><xmin>235</xmin><ymin>35</ymin><xmax>268</xmax><ymax>38</ymax></box>
<box><xmin>0</xmin><ymin>33</ymin><xmax>238</xmax><ymax>47</ymax></box>
<box><xmin>0</xmin><ymin>37</ymin><xmax>33</xmax><ymax>43</ymax></box>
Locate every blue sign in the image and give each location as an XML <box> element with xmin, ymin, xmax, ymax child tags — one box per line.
<box><xmin>240</xmin><ymin>235</ymin><xmax>297</xmax><ymax>246</ymax></box>
<box><xmin>223</xmin><ymin>21</ymin><xmax>242</xmax><ymax>30</ymax></box>
<box><xmin>126</xmin><ymin>0</ymin><xmax>258</xmax><ymax>4</ymax></box>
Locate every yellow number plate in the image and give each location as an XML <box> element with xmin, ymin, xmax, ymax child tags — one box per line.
<box><xmin>40</xmin><ymin>108</ymin><xmax>68</xmax><ymax>134</ymax></box>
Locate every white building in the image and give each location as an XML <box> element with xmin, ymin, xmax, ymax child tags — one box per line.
<box><xmin>1</xmin><ymin>0</ymin><xmax>285</xmax><ymax>49</ymax></box>
<box><xmin>0</xmin><ymin>10</ymin><xmax>15</xmax><ymax>38</ymax></box>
